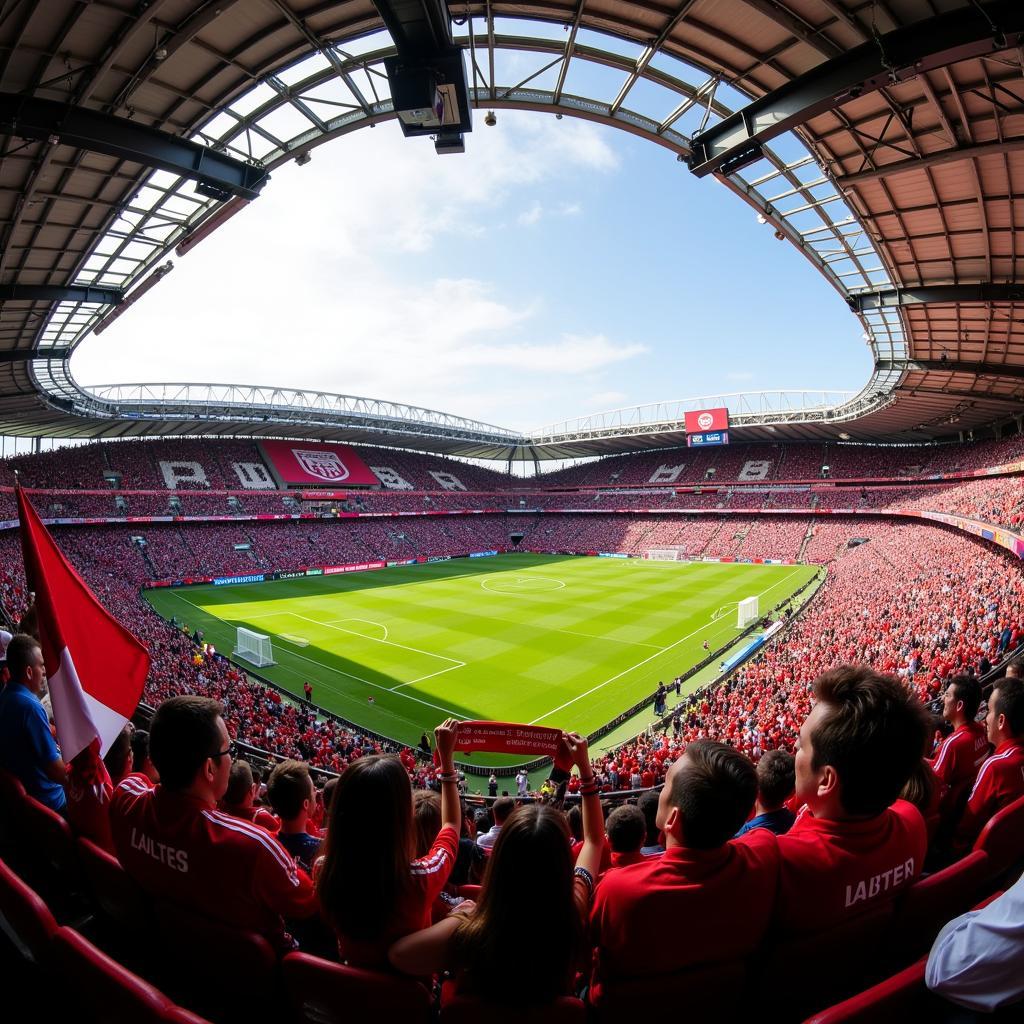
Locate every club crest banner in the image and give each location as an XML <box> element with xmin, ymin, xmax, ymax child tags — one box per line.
<box><xmin>258</xmin><ymin>440</ymin><xmax>378</xmax><ymax>487</ymax></box>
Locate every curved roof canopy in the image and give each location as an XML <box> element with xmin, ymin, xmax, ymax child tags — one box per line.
<box><xmin>1</xmin><ymin>0</ymin><xmax>1022</xmax><ymax>458</ymax></box>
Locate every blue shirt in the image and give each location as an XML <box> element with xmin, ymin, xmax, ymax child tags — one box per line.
<box><xmin>0</xmin><ymin>683</ymin><xmax>65</xmax><ymax>812</ymax></box>
<box><xmin>735</xmin><ymin>807</ymin><xmax>796</xmax><ymax>838</ymax></box>
<box><xmin>276</xmin><ymin>829</ymin><xmax>321</xmax><ymax>872</ymax></box>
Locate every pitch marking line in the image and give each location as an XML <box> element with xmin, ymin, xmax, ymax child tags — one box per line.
<box><xmin>325</xmin><ymin>617</ymin><xmax>390</xmax><ymax>641</ymax></box>
<box><xmin>160</xmin><ymin>590</ymin><xmax>467</xmax><ymax>721</ymax></box>
<box><xmin>528</xmin><ymin>568</ymin><xmax>804</xmax><ymax>726</ymax></box>
<box><xmin>480</xmin><ymin>575</ymin><xmax>565</xmax><ymax>595</ymax></box>
<box><xmin>391</xmin><ymin>662</ymin><xmax>465</xmax><ymax>691</ymax></box>
<box><xmin>288</xmin><ymin>613</ymin><xmax>464</xmax><ymax>668</ymax></box>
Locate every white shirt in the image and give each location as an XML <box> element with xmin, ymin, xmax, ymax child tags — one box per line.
<box><xmin>515</xmin><ymin>773</ymin><xmax>528</xmax><ymax>795</ymax></box>
<box><xmin>925</xmin><ymin>872</ymin><xmax>1024</xmax><ymax>1012</ymax></box>
<box><xmin>476</xmin><ymin>824</ymin><xmax>502</xmax><ymax>850</ymax></box>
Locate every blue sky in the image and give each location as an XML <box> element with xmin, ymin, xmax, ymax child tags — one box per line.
<box><xmin>73</xmin><ymin>108</ymin><xmax>872</xmax><ymax>433</ymax></box>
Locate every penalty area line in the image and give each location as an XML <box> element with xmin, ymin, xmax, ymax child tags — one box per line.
<box><xmin>160</xmin><ymin>590</ymin><xmax>467</xmax><ymax>721</ymax></box>
<box><xmin>529</xmin><ymin>567</ymin><xmax>807</xmax><ymax>726</ymax></box>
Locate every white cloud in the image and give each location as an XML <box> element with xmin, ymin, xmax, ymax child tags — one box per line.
<box><xmin>71</xmin><ymin>112</ymin><xmax>632</xmax><ymax>431</ymax></box>
<box><xmin>518</xmin><ymin>201</ymin><xmax>544</xmax><ymax>226</ymax></box>
<box><xmin>454</xmin><ymin>334</ymin><xmax>647</xmax><ymax>373</ymax></box>
<box><xmin>726</xmin><ymin>371</ymin><xmax>755</xmax><ymax>382</ymax></box>
<box><xmin>558</xmin><ymin>202</ymin><xmax>582</xmax><ymax>216</ymax></box>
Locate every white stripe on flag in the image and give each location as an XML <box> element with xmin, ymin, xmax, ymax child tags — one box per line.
<box><xmin>49</xmin><ymin>646</ymin><xmax>129</xmax><ymax>761</ymax></box>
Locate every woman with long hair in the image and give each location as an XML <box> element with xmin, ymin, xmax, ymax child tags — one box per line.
<box><xmin>316</xmin><ymin>718</ymin><xmax>461</xmax><ymax>967</ymax></box>
<box><xmin>388</xmin><ymin>732</ymin><xmax>604</xmax><ymax>1006</ymax></box>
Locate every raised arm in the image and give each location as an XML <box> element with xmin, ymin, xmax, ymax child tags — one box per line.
<box><xmin>434</xmin><ymin>718</ymin><xmax>462</xmax><ymax>835</ymax></box>
<box><xmin>564</xmin><ymin>732</ymin><xmax>603</xmax><ymax>909</ymax></box>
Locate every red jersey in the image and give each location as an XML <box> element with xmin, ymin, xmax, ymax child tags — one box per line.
<box><xmin>68</xmin><ymin>771</ymin><xmax>153</xmax><ymax>854</ymax></box>
<box><xmin>775</xmin><ymin>799</ymin><xmax>926</xmax><ymax>934</ymax></box>
<box><xmin>217</xmin><ymin>800</ymin><xmax>281</xmax><ymax>834</ymax></box>
<box><xmin>589</xmin><ymin>829</ymin><xmax>778</xmax><ymax>998</ymax></box>
<box><xmin>608</xmin><ymin>849</ymin><xmax>646</xmax><ymax>870</ymax></box>
<box><xmin>335</xmin><ymin>824</ymin><xmax>458</xmax><ymax>968</ymax></box>
<box><xmin>929</xmin><ymin>722</ymin><xmax>990</xmax><ymax>797</ymax></box>
<box><xmin>955</xmin><ymin>740</ymin><xmax>1024</xmax><ymax>847</ymax></box>
<box><xmin>110</xmin><ymin>777</ymin><xmax>316</xmax><ymax>950</ymax></box>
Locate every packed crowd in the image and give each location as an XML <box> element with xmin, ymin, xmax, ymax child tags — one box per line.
<box><xmin>3</xmin><ymin>638</ymin><xmax>1022</xmax><ymax>1017</ymax></box>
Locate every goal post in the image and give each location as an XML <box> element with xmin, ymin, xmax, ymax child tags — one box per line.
<box><xmin>646</xmin><ymin>547</ymin><xmax>687</xmax><ymax>561</ymax></box>
<box><xmin>737</xmin><ymin>596</ymin><xmax>759</xmax><ymax>628</ymax></box>
<box><xmin>234</xmin><ymin>626</ymin><xmax>275</xmax><ymax>667</ymax></box>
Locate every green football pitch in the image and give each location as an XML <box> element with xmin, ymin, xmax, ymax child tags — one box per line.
<box><xmin>144</xmin><ymin>554</ymin><xmax>817</xmax><ymax>763</ymax></box>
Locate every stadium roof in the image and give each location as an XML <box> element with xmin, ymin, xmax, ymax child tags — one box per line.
<box><xmin>1</xmin><ymin>0</ymin><xmax>1023</xmax><ymax>459</ymax></box>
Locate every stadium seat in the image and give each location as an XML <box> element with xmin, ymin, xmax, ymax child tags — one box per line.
<box><xmin>590</xmin><ymin>958</ymin><xmax>746</xmax><ymax>1022</ymax></box>
<box><xmin>802</xmin><ymin>958</ymin><xmax>933</xmax><ymax>1023</ymax></box>
<box><xmin>441</xmin><ymin>989</ymin><xmax>586</xmax><ymax>1023</ymax></box>
<box><xmin>0</xmin><ymin>856</ymin><xmax>58</xmax><ymax>965</ymax></box>
<box><xmin>76</xmin><ymin>836</ymin><xmax>157</xmax><ymax>972</ymax></box>
<box><xmin>755</xmin><ymin>903</ymin><xmax>894</xmax><ymax>1020</ymax></box>
<box><xmin>971</xmin><ymin>793</ymin><xmax>1024</xmax><ymax>884</ymax></box>
<box><xmin>52</xmin><ymin>925</ymin><xmax>213</xmax><ymax>1024</ymax></box>
<box><xmin>0</xmin><ymin>768</ymin><xmax>27</xmax><ymax>863</ymax></box>
<box><xmin>282</xmin><ymin>951</ymin><xmax>433</xmax><ymax>1024</ymax></box>
<box><xmin>153</xmin><ymin>900</ymin><xmax>280</xmax><ymax>1023</ymax></box>
<box><xmin>456</xmin><ymin>884</ymin><xmax>482</xmax><ymax>899</ymax></box>
<box><xmin>77</xmin><ymin>836</ymin><xmax>153</xmax><ymax>928</ymax></box>
<box><xmin>889</xmin><ymin>849</ymin><xmax>990</xmax><ymax>958</ymax></box>
<box><xmin>20</xmin><ymin>793</ymin><xmax>77</xmax><ymax>877</ymax></box>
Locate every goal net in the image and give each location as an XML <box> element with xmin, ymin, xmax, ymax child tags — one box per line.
<box><xmin>646</xmin><ymin>547</ymin><xmax>686</xmax><ymax>561</ymax></box>
<box><xmin>234</xmin><ymin>627</ymin><xmax>274</xmax><ymax>667</ymax></box>
<box><xmin>737</xmin><ymin>596</ymin><xmax>759</xmax><ymax>628</ymax></box>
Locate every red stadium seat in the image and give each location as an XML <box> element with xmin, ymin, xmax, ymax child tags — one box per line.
<box><xmin>756</xmin><ymin>903</ymin><xmax>894</xmax><ymax>1021</ymax></box>
<box><xmin>456</xmin><ymin>884</ymin><xmax>482</xmax><ymax>899</ymax></box>
<box><xmin>0</xmin><ymin>856</ymin><xmax>58</xmax><ymax>965</ymax></box>
<box><xmin>0</xmin><ymin>766</ymin><xmax>26</xmax><ymax>824</ymax></box>
<box><xmin>52</xmin><ymin>925</ymin><xmax>213</xmax><ymax>1024</ymax></box>
<box><xmin>153</xmin><ymin>900</ymin><xmax>280</xmax><ymax>1023</ymax></box>
<box><xmin>890</xmin><ymin>849</ymin><xmax>990</xmax><ymax>958</ymax></box>
<box><xmin>77</xmin><ymin>836</ymin><xmax>153</xmax><ymax>928</ymax></box>
<box><xmin>972</xmin><ymin>793</ymin><xmax>1024</xmax><ymax>883</ymax></box>
<box><xmin>282</xmin><ymin>951</ymin><xmax>433</xmax><ymax>1024</ymax></box>
<box><xmin>802</xmin><ymin>958</ymin><xmax>933</xmax><ymax>1023</ymax></box>
<box><xmin>442</xmin><ymin>990</ymin><xmax>586</xmax><ymax>1023</ymax></box>
<box><xmin>20</xmin><ymin>793</ymin><xmax>77</xmax><ymax>878</ymax></box>
<box><xmin>0</xmin><ymin>768</ymin><xmax>27</xmax><ymax>864</ymax></box>
<box><xmin>590</xmin><ymin>958</ymin><xmax>747</xmax><ymax>1022</ymax></box>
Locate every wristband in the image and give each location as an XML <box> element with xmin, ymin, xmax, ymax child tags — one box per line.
<box><xmin>578</xmin><ymin>774</ymin><xmax>596</xmax><ymax>785</ymax></box>
<box><xmin>573</xmin><ymin>866</ymin><xmax>595</xmax><ymax>894</ymax></box>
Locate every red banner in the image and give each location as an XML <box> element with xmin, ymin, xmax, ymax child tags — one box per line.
<box><xmin>453</xmin><ymin>721</ymin><xmax>562</xmax><ymax>756</ymax></box>
<box><xmin>259</xmin><ymin>440</ymin><xmax>378</xmax><ymax>487</ymax></box>
<box><xmin>683</xmin><ymin>407</ymin><xmax>729</xmax><ymax>433</ymax></box>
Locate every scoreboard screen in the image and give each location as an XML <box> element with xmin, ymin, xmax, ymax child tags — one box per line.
<box><xmin>683</xmin><ymin>407</ymin><xmax>729</xmax><ymax>434</ymax></box>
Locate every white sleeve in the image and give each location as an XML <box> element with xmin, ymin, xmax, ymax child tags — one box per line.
<box><xmin>925</xmin><ymin>875</ymin><xmax>1024</xmax><ymax>1012</ymax></box>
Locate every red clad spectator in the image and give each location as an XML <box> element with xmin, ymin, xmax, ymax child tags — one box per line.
<box><xmin>315</xmin><ymin>718</ymin><xmax>462</xmax><ymax>968</ymax></box>
<box><xmin>66</xmin><ymin>724</ymin><xmax>139</xmax><ymax>854</ymax></box>
<box><xmin>776</xmin><ymin>666</ymin><xmax>930</xmax><ymax>934</ymax></box>
<box><xmin>218</xmin><ymin>759</ymin><xmax>281</xmax><ymax>834</ymax></box>
<box><xmin>389</xmin><ymin>732</ymin><xmax>605</xmax><ymax>1008</ymax></box>
<box><xmin>110</xmin><ymin>696</ymin><xmax>317</xmax><ymax>950</ymax></box>
<box><xmin>954</xmin><ymin>677</ymin><xmax>1024</xmax><ymax>848</ymax></box>
<box><xmin>929</xmin><ymin>675</ymin><xmax>990</xmax><ymax>814</ymax></box>
<box><xmin>589</xmin><ymin>740</ymin><xmax>777</xmax><ymax>1000</ymax></box>
<box><xmin>605</xmin><ymin>804</ymin><xmax>647</xmax><ymax>869</ymax></box>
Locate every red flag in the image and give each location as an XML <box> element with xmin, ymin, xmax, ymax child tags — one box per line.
<box><xmin>17</xmin><ymin>488</ymin><xmax>149</xmax><ymax>762</ymax></box>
